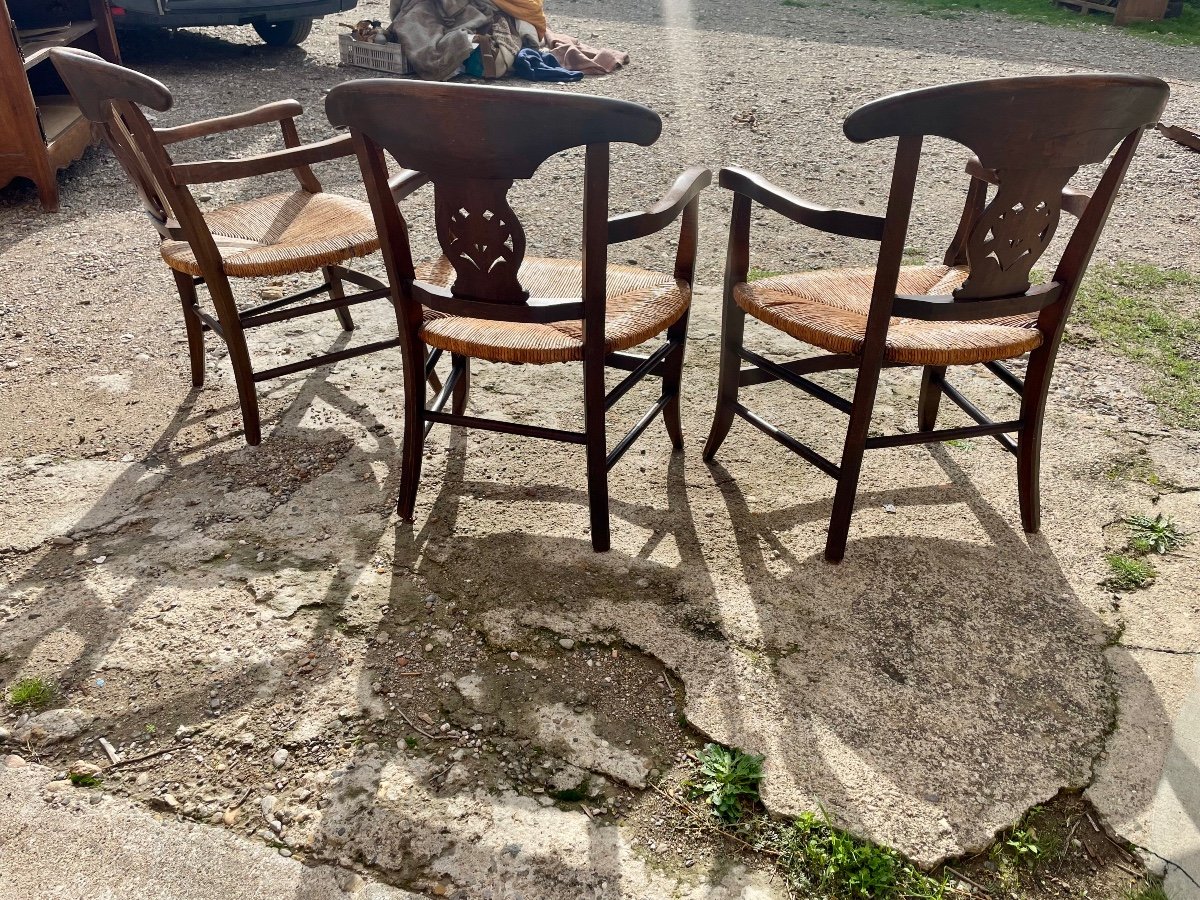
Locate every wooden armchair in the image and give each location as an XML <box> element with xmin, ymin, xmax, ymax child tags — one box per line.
<box><xmin>704</xmin><ymin>74</ymin><xmax>1169</xmax><ymax>561</ymax></box>
<box><xmin>326</xmin><ymin>80</ymin><xmax>711</xmax><ymax>551</ymax></box>
<box><xmin>50</xmin><ymin>48</ymin><xmax>430</xmax><ymax>446</ymax></box>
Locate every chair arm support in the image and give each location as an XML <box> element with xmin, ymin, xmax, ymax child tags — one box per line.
<box><xmin>389</xmin><ymin>169</ymin><xmax>432</xmax><ymax>201</ymax></box>
<box><xmin>170</xmin><ymin>134</ymin><xmax>355</xmax><ymax>185</ymax></box>
<box><xmin>607</xmin><ymin>167</ymin><xmax>712</xmax><ymax>244</ymax></box>
<box><xmin>965</xmin><ymin>156</ymin><xmax>1090</xmax><ymax>218</ymax></box>
<box><xmin>155</xmin><ymin>100</ymin><xmax>306</xmax><ymax>145</ymax></box>
<box><xmin>719</xmin><ymin>166</ymin><xmax>885</xmax><ymax>240</ymax></box>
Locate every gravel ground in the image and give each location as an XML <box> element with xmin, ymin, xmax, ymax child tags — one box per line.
<box><xmin>2</xmin><ymin>2</ymin><xmax>1200</xmax><ymax>898</ymax></box>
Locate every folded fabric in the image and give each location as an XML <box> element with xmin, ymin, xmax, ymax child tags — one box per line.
<box><xmin>513</xmin><ymin>48</ymin><xmax>582</xmax><ymax>82</ymax></box>
<box><xmin>390</xmin><ymin>0</ymin><xmax>494</xmax><ymax>81</ymax></box>
<box><xmin>543</xmin><ymin>28</ymin><xmax>629</xmax><ymax>75</ymax></box>
<box><xmin>491</xmin><ymin>0</ymin><xmax>547</xmax><ymax>37</ymax></box>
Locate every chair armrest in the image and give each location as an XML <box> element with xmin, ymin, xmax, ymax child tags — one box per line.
<box><xmin>155</xmin><ymin>100</ymin><xmax>306</xmax><ymax>145</ymax></box>
<box><xmin>719</xmin><ymin>166</ymin><xmax>885</xmax><ymax>240</ymax></box>
<box><xmin>170</xmin><ymin>134</ymin><xmax>354</xmax><ymax>185</ymax></box>
<box><xmin>389</xmin><ymin>169</ymin><xmax>432</xmax><ymax>201</ymax></box>
<box><xmin>965</xmin><ymin>156</ymin><xmax>1089</xmax><ymax>218</ymax></box>
<box><xmin>607</xmin><ymin>167</ymin><xmax>712</xmax><ymax>244</ymax></box>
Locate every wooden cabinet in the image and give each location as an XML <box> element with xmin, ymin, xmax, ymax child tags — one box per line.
<box><xmin>0</xmin><ymin>0</ymin><xmax>121</xmax><ymax>212</ymax></box>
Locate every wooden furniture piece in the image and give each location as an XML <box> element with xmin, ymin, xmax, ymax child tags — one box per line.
<box><xmin>326</xmin><ymin>80</ymin><xmax>711</xmax><ymax>551</ymax></box>
<box><xmin>703</xmin><ymin>74</ymin><xmax>1169</xmax><ymax>562</ymax></box>
<box><xmin>1055</xmin><ymin>0</ymin><xmax>1169</xmax><ymax>25</ymax></box>
<box><xmin>51</xmin><ymin>48</ymin><xmax>432</xmax><ymax>446</ymax></box>
<box><xmin>0</xmin><ymin>0</ymin><xmax>121</xmax><ymax>211</ymax></box>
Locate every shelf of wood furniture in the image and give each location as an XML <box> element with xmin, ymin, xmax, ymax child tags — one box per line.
<box><xmin>1055</xmin><ymin>0</ymin><xmax>1168</xmax><ymax>25</ymax></box>
<box><xmin>0</xmin><ymin>1</ymin><xmax>120</xmax><ymax>212</ymax></box>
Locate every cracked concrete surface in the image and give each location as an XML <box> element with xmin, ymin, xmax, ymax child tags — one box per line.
<box><xmin>3</xmin><ymin>0</ymin><xmax>1200</xmax><ymax>895</ymax></box>
<box><xmin>3</xmin><ymin>285</ymin><xmax>1199</xmax><ymax>896</ymax></box>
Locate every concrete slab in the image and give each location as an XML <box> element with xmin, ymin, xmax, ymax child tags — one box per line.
<box><xmin>0</xmin><ymin>758</ymin><xmax>420</xmax><ymax>900</ymax></box>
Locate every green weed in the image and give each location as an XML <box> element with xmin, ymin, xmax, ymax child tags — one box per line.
<box><xmin>68</xmin><ymin>772</ymin><xmax>103</xmax><ymax>788</ymax></box>
<box><xmin>1106</xmin><ymin>456</ymin><xmax>1162</xmax><ymax>487</ymax></box>
<box><xmin>6</xmin><ymin>677</ymin><xmax>57</xmax><ymax>710</ymax></box>
<box><xmin>1106</xmin><ymin>554</ymin><xmax>1156</xmax><ymax>590</ymax></box>
<box><xmin>686</xmin><ymin>743</ymin><xmax>765</xmax><ymax>822</ymax></box>
<box><xmin>1126</xmin><ymin>513</ymin><xmax>1188</xmax><ymax>555</ymax></box>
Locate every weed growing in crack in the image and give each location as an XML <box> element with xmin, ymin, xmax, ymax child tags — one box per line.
<box><xmin>770</xmin><ymin>810</ymin><xmax>948</xmax><ymax>900</ymax></box>
<box><xmin>1125</xmin><ymin>513</ymin><xmax>1189</xmax><ymax>555</ymax></box>
<box><xmin>5</xmin><ymin>676</ymin><xmax>57</xmax><ymax>710</ymax></box>
<box><xmin>1125</xmin><ymin>879</ymin><xmax>1170</xmax><ymax>900</ymax></box>
<box><xmin>685</xmin><ymin>743</ymin><xmax>765</xmax><ymax>822</ymax></box>
<box><xmin>1106</xmin><ymin>554</ymin><xmax>1156</xmax><ymax>591</ymax></box>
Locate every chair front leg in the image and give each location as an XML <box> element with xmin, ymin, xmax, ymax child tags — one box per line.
<box><xmin>703</xmin><ymin>193</ymin><xmax>752</xmax><ymax>462</ymax></box>
<box><xmin>584</xmin><ymin>345</ymin><xmax>610</xmax><ymax>552</ymax></box>
<box><xmin>208</xmin><ymin>276</ymin><xmax>263</xmax><ymax>446</ymax></box>
<box><xmin>1017</xmin><ymin>343</ymin><xmax>1056</xmax><ymax>534</ymax></box>
<box><xmin>172</xmin><ymin>269</ymin><xmax>206</xmax><ymax>388</ymax></box>
<box><xmin>825</xmin><ymin>350</ymin><xmax>886</xmax><ymax>563</ymax></box>
<box><xmin>917</xmin><ymin>365</ymin><xmax>946</xmax><ymax>432</ymax></box>
<box><xmin>451</xmin><ymin>353</ymin><xmax>471</xmax><ymax>416</ymax></box>
<box><xmin>661</xmin><ymin>308</ymin><xmax>690</xmax><ymax>450</ymax></box>
<box><xmin>396</xmin><ymin>332</ymin><xmax>428</xmax><ymax>522</ymax></box>
<box><xmin>323</xmin><ymin>265</ymin><xmax>355</xmax><ymax>332</ymax></box>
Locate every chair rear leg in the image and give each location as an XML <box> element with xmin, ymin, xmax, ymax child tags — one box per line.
<box><xmin>451</xmin><ymin>354</ymin><xmax>471</xmax><ymax>416</ymax></box>
<box><xmin>172</xmin><ymin>270</ymin><xmax>205</xmax><ymax>387</ymax></box>
<box><xmin>397</xmin><ymin>335</ymin><xmax>428</xmax><ymax>522</ymax></box>
<box><xmin>324</xmin><ymin>266</ymin><xmax>355</xmax><ymax>332</ymax></box>
<box><xmin>584</xmin><ymin>349</ymin><xmax>610</xmax><ymax>552</ymax></box>
<box><xmin>1017</xmin><ymin>346</ymin><xmax>1055</xmax><ymax>534</ymax></box>
<box><xmin>661</xmin><ymin>309</ymin><xmax>691</xmax><ymax>451</ymax></box>
<box><xmin>703</xmin><ymin>290</ymin><xmax>746</xmax><ymax>462</ymax></box>
<box><xmin>917</xmin><ymin>365</ymin><xmax>946</xmax><ymax>432</ymax></box>
<box><xmin>825</xmin><ymin>360</ymin><xmax>884</xmax><ymax>562</ymax></box>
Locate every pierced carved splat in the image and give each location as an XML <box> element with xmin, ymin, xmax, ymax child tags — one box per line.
<box><xmin>433</xmin><ymin>178</ymin><xmax>528</xmax><ymax>304</ymax></box>
<box><xmin>955</xmin><ymin>166</ymin><xmax>1077</xmax><ymax>300</ymax></box>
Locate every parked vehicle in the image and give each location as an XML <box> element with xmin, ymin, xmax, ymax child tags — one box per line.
<box><xmin>113</xmin><ymin>0</ymin><xmax>359</xmax><ymax>46</ymax></box>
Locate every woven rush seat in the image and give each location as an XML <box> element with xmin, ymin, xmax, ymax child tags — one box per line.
<box><xmin>161</xmin><ymin>190</ymin><xmax>379</xmax><ymax>277</ymax></box>
<box><xmin>416</xmin><ymin>256</ymin><xmax>691</xmax><ymax>364</ymax></box>
<box><xmin>736</xmin><ymin>264</ymin><xmax>1043</xmax><ymax>366</ymax></box>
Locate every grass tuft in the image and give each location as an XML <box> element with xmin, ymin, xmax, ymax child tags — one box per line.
<box><xmin>6</xmin><ymin>676</ymin><xmax>58</xmax><ymax>710</ymax></box>
<box><xmin>1106</xmin><ymin>553</ymin><xmax>1156</xmax><ymax>590</ymax></box>
<box><xmin>68</xmin><ymin>772</ymin><xmax>103</xmax><ymax>788</ymax></box>
<box><xmin>1071</xmin><ymin>263</ymin><xmax>1200</xmax><ymax>429</ymax></box>
<box><xmin>890</xmin><ymin>0</ymin><xmax>1200</xmax><ymax>45</ymax></box>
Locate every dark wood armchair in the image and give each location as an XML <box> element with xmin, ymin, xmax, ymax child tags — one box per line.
<box><xmin>704</xmin><ymin>74</ymin><xmax>1169</xmax><ymax>562</ymax></box>
<box><xmin>326</xmin><ymin>80</ymin><xmax>710</xmax><ymax>551</ymax></box>
<box><xmin>50</xmin><ymin>48</ymin><xmax>430</xmax><ymax>446</ymax></box>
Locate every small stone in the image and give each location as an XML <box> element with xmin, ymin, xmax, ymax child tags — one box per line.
<box><xmin>272</xmin><ymin>748</ymin><xmax>289</xmax><ymax>768</ymax></box>
<box><xmin>223</xmin><ymin>808</ymin><xmax>240</xmax><ymax>826</ymax></box>
<box><xmin>635</xmin><ymin>578</ymin><xmax>650</xmax><ymax>588</ymax></box>
<box><xmin>68</xmin><ymin>761</ymin><xmax>103</xmax><ymax>778</ymax></box>
<box><xmin>135</xmin><ymin>772</ymin><xmax>150</xmax><ymax>786</ymax></box>
<box><xmin>14</xmin><ymin>708</ymin><xmax>93</xmax><ymax>746</ymax></box>
<box><xmin>161</xmin><ymin>794</ymin><xmax>180</xmax><ymax>810</ymax></box>
<box><xmin>3</xmin><ymin>754</ymin><xmax>27</xmax><ymax>768</ymax></box>
<box><xmin>294</xmin><ymin>788</ymin><xmax>312</xmax><ymax>802</ymax></box>
<box><xmin>509</xmin><ymin>651</ymin><xmax>520</xmax><ymax>661</ymax></box>
<box><xmin>558</xmin><ymin>638</ymin><xmax>575</xmax><ymax>650</ymax></box>
<box><xmin>260</xmin><ymin>795</ymin><xmax>277</xmax><ymax>816</ymax></box>
<box><xmin>883</xmin><ymin>503</ymin><xmax>897</xmax><ymax>514</ymax></box>
<box><xmin>49</xmin><ymin>535</ymin><xmax>75</xmax><ymax>546</ymax></box>
<box><xmin>338</xmin><ymin>872</ymin><xmax>366</xmax><ymax>893</ymax></box>
<box><xmin>92</xmin><ymin>555</ymin><xmax>107</xmax><ymax>564</ymax></box>
<box><xmin>278</xmin><ymin>847</ymin><xmax>292</xmax><ymax>857</ymax></box>
<box><xmin>44</xmin><ymin>780</ymin><xmax>72</xmax><ymax>793</ymax></box>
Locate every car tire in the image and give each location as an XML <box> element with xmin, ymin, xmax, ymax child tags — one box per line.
<box><xmin>253</xmin><ymin>17</ymin><xmax>314</xmax><ymax>46</ymax></box>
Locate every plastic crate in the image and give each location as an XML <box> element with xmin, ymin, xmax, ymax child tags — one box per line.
<box><xmin>338</xmin><ymin>32</ymin><xmax>412</xmax><ymax>75</ymax></box>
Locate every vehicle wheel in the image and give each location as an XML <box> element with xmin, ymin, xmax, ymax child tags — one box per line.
<box><xmin>253</xmin><ymin>17</ymin><xmax>313</xmax><ymax>46</ymax></box>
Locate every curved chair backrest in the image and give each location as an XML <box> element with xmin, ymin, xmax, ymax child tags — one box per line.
<box><xmin>842</xmin><ymin>74</ymin><xmax>1168</xmax><ymax>319</ymax></box>
<box><xmin>50</xmin><ymin>47</ymin><xmax>179</xmax><ymax>236</ymax></box>
<box><xmin>326</xmin><ymin>80</ymin><xmax>661</xmax><ymax>318</ymax></box>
